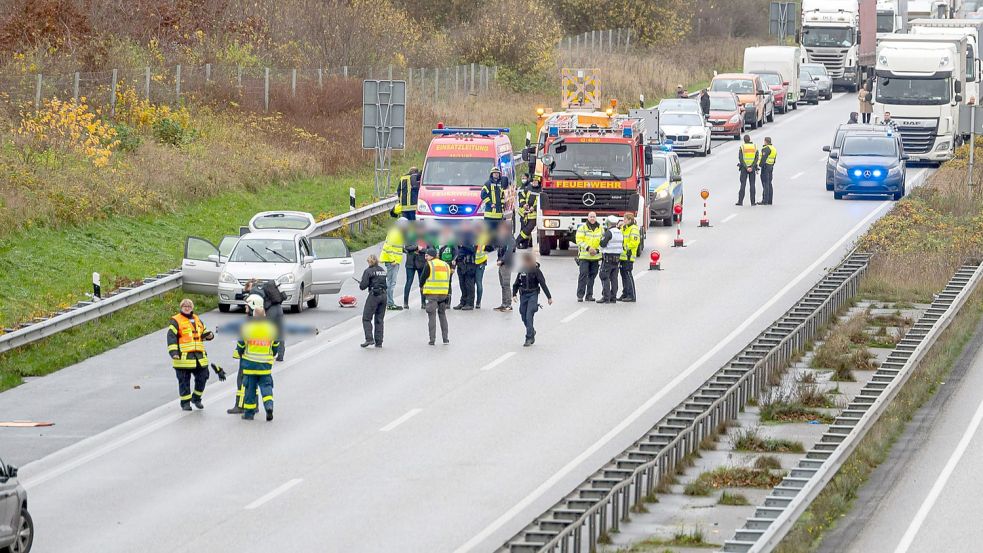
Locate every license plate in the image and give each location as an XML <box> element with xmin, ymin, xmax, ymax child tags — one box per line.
<box><xmin>712</xmin><ymin>126</ymin><xmax>725</xmax><ymax>131</ymax></box>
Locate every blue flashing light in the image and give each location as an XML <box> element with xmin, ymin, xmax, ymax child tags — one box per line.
<box><xmin>548</xmin><ymin>126</ymin><xmax>559</xmax><ymax>137</ymax></box>
<box><xmin>873</xmin><ymin>169</ymin><xmax>883</xmax><ymax>177</ymax></box>
<box><xmin>623</xmin><ymin>127</ymin><xmax>633</xmax><ymax>138</ymax></box>
<box><xmin>464</xmin><ymin>206</ymin><xmax>475</xmax><ymax>214</ymax></box>
<box><xmin>434</xmin><ymin>205</ymin><xmax>445</xmax><ymax>214</ymax></box>
<box><xmin>853</xmin><ymin>169</ymin><xmax>863</xmax><ymax>177</ymax></box>
<box><xmin>659</xmin><ymin>144</ymin><xmax>673</xmax><ymax>152</ymax></box>
<box><xmin>431</xmin><ymin>127</ymin><xmax>510</xmax><ymax>136</ymax></box>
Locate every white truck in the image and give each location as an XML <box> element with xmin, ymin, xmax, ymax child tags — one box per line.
<box><xmin>801</xmin><ymin>0</ymin><xmax>877</xmax><ymax>91</ymax></box>
<box><xmin>743</xmin><ymin>46</ymin><xmax>802</xmax><ymax>111</ymax></box>
<box><xmin>877</xmin><ymin>0</ymin><xmax>909</xmax><ymax>34</ymax></box>
<box><xmin>874</xmin><ymin>34</ymin><xmax>969</xmax><ymax>162</ymax></box>
<box><xmin>907</xmin><ymin>0</ymin><xmax>951</xmax><ymax>19</ymax></box>
<box><xmin>909</xmin><ymin>18</ymin><xmax>983</xmax><ymax>100</ymax></box>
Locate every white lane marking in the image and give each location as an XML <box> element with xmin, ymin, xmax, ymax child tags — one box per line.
<box><xmin>721</xmin><ymin>213</ymin><xmax>739</xmax><ymax>224</ymax></box>
<box><xmin>451</xmin><ymin>200</ymin><xmax>895</xmax><ymax>553</ymax></box>
<box><xmin>380</xmin><ymin>408</ymin><xmax>423</xmax><ymax>432</ymax></box>
<box><xmin>791</xmin><ymin>171</ymin><xmax>805</xmax><ymax>180</ymax></box>
<box><xmin>892</xmin><ymin>394</ymin><xmax>983</xmax><ymax>553</ymax></box>
<box><xmin>480</xmin><ymin>352</ymin><xmax>517</xmax><ymax>372</ymax></box>
<box><xmin>561</xmin><ymin>307</ymin><xmax>588</xmax><ymax>323</ymax></box>
<box><xmin>245</xmin><ymin>478</ymin><xmax>303</xmax><ymax>510</ymax></box>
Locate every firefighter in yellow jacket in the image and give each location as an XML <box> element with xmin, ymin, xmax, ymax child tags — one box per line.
<box><xmin>234</xmin><ymin>305</ymin><xmax>281</xmax><ymax>421</ymax></box>
<box><xmin>618</xmin><ymin>212</ymin><xmax>640</xmax><ymax>302</ymax></box>
<box><xmin>166</xmin><ymin>298</ymin><xmax>215</xmax><ymax>411</ymax></box>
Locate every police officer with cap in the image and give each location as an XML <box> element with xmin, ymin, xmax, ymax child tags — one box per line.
<box><xmin>597</xmin><ymin>215</ymin><xmax>624</xmax><ymax>303</ymax></box>
<box><xmin>359</xmin><ymin>254</ymin><xmax>389</xmax><ymax>348</ymax></box>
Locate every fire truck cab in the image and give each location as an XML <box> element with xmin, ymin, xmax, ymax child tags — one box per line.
<box><xmin>536</xmin><ymin>114</ymin><xmax>652</xmax><ymax>256</ymax></box>
<box><xmin>417</xmin><ymin>127</ymin><xmax>516</xmax><ymax>222</ymax></box>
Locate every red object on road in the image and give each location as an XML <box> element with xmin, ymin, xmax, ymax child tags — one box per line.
<box><xmin>672</xmin><ymin>205</ymin><xmax>685</xmax><ymax>247</ymax></box>
<box><xmin>339</xmin><ymin>295</ymin><xmax>358</xmax><ymax>308</ymax></box>
<box><xmin>699</xmin><ymin>188</ymin><xmax>711</xmax><ymax>227</ymax></box>
<box><xmin>649</xmin><ymin>250</ymin><xmax>662</xmax><ymax>271</ymax></box>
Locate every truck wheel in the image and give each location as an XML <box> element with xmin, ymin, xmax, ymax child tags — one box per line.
<box><xmin>539</xmin><ymin>237</ymin><xmax>552</xmax><ymax>256</ymax></box>
<box><xmin>219</xmin><ymin>303</ymin><xmax>231</xmax><ymax>313</ymax></box>
<box><xmin>792</xmin><ymin>101</ymin><xmax>798</xmax><ymax>111</ymax></box>
<box><xmin>637</xmin><ymin>233</ymin><xmax>645</xmax><ymax>254</ymax></box>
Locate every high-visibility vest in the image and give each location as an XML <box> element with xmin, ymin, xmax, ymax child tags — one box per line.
<box><xmin>380</xmin><ymin>227</ymin><xmax>404</xmax><ymax>263</ymax></box>
<box><xmin>482</xmin><ymin>181</ymin><xmax>504</xmax><ymax>219</ymax></box>
<box><xmin>575</xmin><ymin>223</ymin><xmax>603</xmax><ymax>261</ymax></box>
<box><xmin>399</xmin><ymin>174</ymin><xmax>418</xmax><ymax>212</ymax></box>
<box><xmin>763</xmin><ymin>144</ymin><xmax>777</xmax><ymax>166</ymax></box>
<box><xmin>741</xmin><ymin>143</ymin><xmax>758</xmax><ymax>167</ymax></box>
<box><xmin>475</xmin><ymin>231</ymin><xmax>490</xmax><ymax>265</ymax></box>
<box><xmin>423</xmin><ymin>259</ymin><xmax>451</xmax><ymax>295</ymax></box>
<box><xmin>169</xmin><ymin>314</ymin><xmax>208</xmax><ymax>369</ymax></box>
<box><xmin>239</xmin><ymin>319</ymin><xmax>279</xmax><ymax>372</ymax></box>
<box><xmin>518</xmin><ymin>188</ymin><xmax>539</xmax><ymax>221</ymax></box>
<box><xmin>602</xmin><ymin>227</ymin><xmax>624</xmax><ymax>256</ymax></box>
<box><xmin>620</xmin><ymin>224</ymin><xmax>640</xmax><ymax>261</ymax></box>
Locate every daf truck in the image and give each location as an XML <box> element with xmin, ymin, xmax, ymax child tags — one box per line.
<box><xmin>801</xmin><ymin>0</ymin><xmax>877</xmax><ymax>91</ymax></box>
<box><xmin>909</xmin><ymin>18</ymin><xmax>983</xmax><ymax>100</ymax></box>
<box><xmin>874</xmin><ymin>34</ymin><xmax>968</xmax><ymax>162</ymax></box>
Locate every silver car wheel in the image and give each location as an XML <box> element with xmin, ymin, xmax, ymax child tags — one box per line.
<box><xmin>12</xmin><ymin>510</ymin><xmax>32</xmax><ymax>553</ymax></box>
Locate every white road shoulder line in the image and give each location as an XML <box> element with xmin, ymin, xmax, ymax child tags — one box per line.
<box><xmin>245</xmin><ymin>478</ymin><xmax>303</xmax><ymax>510</ymax></box>
<box><xmin>791</xmin><ymin>171</ymin><xmax>805</xmax><ymax>180</ymax></box>
<box><xmin>892</xmin><ymin>393</ymin><xmax>983</xmax><ymax>553</ymax></box>
<box><xmin>379</xmin><ymin>408</ymin><xmax>423</xmax><ymax>432</ymax></box>
<box><xmin>481</xmin><ymin>352</ymin><xmax>517</xmax><ymax>372</ymax></box>
<box><xmin>721</xmin><ymin>213</ymin><xmax>739</xmax><ymax>224</ymax></box>
<box><xmin>561</xmin><ymin>307</ymin><xmax>589</xmax><ymax>323</ymax></box>
<box><xmin>452</xmin><ymin>199</ymin><xmax>894</xmax><ymax>553</ymax></box>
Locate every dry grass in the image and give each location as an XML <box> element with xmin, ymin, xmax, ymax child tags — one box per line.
<box><xmin>691</xmin><ymin>467</ymin><xmax>785</xmax><ymax>490</ymax></box>
<box><xmin>731</xmin><ymin>426</ymin><xmax>805</xmax><ymax>453</ymax></box>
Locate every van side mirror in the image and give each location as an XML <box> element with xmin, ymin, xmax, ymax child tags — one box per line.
<box><xmin>956</xmin><ymin>80</ymin><xmax>963</xmax><ymax>94</ymax></box>
<box><xmin>671</xmin><ymin>175</ymin><xmax>683</xmax><ymax>183</ymax></box>
<box><xmin>207</xmin><ymin>254</ymin><xmax>221</xmax><ymax>265</ymax></box>
<box><xmin>956</xmin><ymin>94</ymin><xmax>963</xmax><ymax>103</ymax></box>
<box><xmin>303</xmin><ymin>255</ymin><xmax>315</xmax><ymax>265</ymax></box>
<box><xmin>644</xmin><ymin>145</ymin><xmax>654</xmax><ymax>165</ymax></box>
<box><xmin>830</xmin><ymin>152</ymin><xmax>839</xmax><ymax>160</ymax></box>
<box><xmin>822</xmin><ymin>145</ymin><xmax>831</xmax><ymax>152</ymax></box>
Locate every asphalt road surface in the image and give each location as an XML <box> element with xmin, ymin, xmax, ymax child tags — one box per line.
<box><xmin>2</xmin><ymin>93</ymin><xmax>932</xmax><ymax>553</ymax></box>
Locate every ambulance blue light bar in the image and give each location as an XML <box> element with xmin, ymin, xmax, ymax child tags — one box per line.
<box><xmin>548</xmin><ymin>126</ymin><xmax>559</xmax><ymax>137</ymax></box>
<box><xmin>622</xmin><ymin>127</ymin><xmax>633</xmax><ymax>138</ymax></box>
<box><xmin>431</xmin><ymin>127</ymin><xmax>510</xmax><ymax>136</ymax></box>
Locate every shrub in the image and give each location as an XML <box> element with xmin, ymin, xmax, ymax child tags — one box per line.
<box><xmin>112</xmin><ymin>122</ymin><xmax>141</xmax><ymax>153</ymax></box>
<box><xmin>16</xmin><ymin>97</ymin><xmax>118</xmax><ymax>167</ymax></box>
<box><xmin>754</xmin><ymin>455</ymin><xmax>783</xmax><ymax>470</ymax></box>
<box><xmin>450</xmin><ymin>0</ymin><xmax>560</xmax><ymax>78</ymax></box>
<box><xmin>153</xmin><ymin>117</ymin><xmax>196</xmax><ymax>146</ymax></box>
<box><xmin>719</xmin><ymin>491</ymin><xmax>751</xmax><ymax>506</ymax></box>
<box><xmin>732</xmin><ymin>426</ymin><xmax>805</xmax><ymax>453</ymax></box>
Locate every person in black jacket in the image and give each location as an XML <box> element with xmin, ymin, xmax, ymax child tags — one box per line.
<box><xmin>359</xmin><ymin>255</ymin><xmax>389</xmax><ymax>348</ymax></box>
<box><xmin>512</xmin><ymin>252</ymin><xmax>553</xmax><ymax>346</ymax></box>
<box><xmin>699</xmin><ymin>89</ymin><xmax>711</xmax><ymax>119</ymax></box>
<box><xmin>402</xmin><ymin>221</ymin><xmax>428</xmax><ymax>309</ymax></box>
<box><xmin>495</xmin><ymin>222</ymin><xmax>517</xmax><ymax>312</ymax></box>
<box><xmin>454</xmin><ymin>222</ymin><xmax>478</xmax><ymax>310</ymax></box>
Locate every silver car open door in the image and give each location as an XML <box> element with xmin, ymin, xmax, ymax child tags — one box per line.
<box><xmin>309</xmin><ymin>237</ymin><xmax>354</xmax><ymax>295</ymax></box>
<box><xmin>182</xmin><ymin>236</ymin><xmax>225</xmax><ymax>295</ymax></box>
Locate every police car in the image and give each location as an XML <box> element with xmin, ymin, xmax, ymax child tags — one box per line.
<box><xmin>831</xmin><ymin>131</ymin><xmax>908</xmax><ymax>201</ymax></box>
<box><xmin>647</xmin><ymin>149</ymin><xmax>684</xmax><ymax>226</ymax></box>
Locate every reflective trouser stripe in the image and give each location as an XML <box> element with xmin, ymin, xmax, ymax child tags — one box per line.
<box><xmin>180</xmin><ymin>393</ymin><xmax>193</xmax><ymax>400</ymax></box>
<box><xmin>243</xmin><ymin>403</ymin><xmax>257</xmax><ymax>409</ymax></box>
<box><xmin>192</xmin><ymin>390</ymin><xmax>203</xmax><ymax>397</ymax></box>
<box><xmin>242</xmin><ymin>369</ymin><xmax>272</xmax><ymax>375</ymax></box>
<box><xmin>262</xmin><ymin>395</ymin><xmax>274</xmax><ymax>402</ymax></box>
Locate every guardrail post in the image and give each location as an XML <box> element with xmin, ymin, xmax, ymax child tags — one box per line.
<box><xmin>588</xmin><ymin>513</ymin><xmax>597</xmax><ymax>551</ymax></box>
<box><xmin>611</xmin><ymin>492</ymin><xmax>620</xmax><ymax>531</ymax></box>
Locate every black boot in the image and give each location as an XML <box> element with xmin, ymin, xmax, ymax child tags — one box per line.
<box><xmin>227</xmin><ymin>406</ymin><xmax>244</xmax><ymax>414</ymax></box>
<box><xmin>180</xmin><ymin>400</ymin><xmax>192</xmax><ymax>411</ymax></box>
<box><xmin>266</xmin><ymin>410</ymin><xmax>274</xmax><ymax>422</ymax></box>
<box><xmin>361</xmin><ymin>340</ymin><xmax>373</xmax><ymax>348</ymax></box>
<box><xmin>192</xmin><ymin>398</ymin><xmax>204</xmax><ymax>409</ymax></box>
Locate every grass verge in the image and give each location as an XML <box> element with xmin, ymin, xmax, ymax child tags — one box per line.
<box><xmin>617</xmin><ymin>527</ymin><xmax>717</xmax><ymax>551</ymax></box>
<box><xmin>719</xmin><ymin>491</ymin><xmax>751</xmax><ymax>506</ymax></box>
<box><xmin>731</xmin><ymin>426</ymin><xmax>805</xmax><ymax>453</ymax></box>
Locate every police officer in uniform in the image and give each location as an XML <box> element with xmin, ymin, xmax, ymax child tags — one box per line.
<box><xmin>481</xmin><ymin>167</ymin><xmax>508</xmax><ymax>232</ymax></box>
<box><xmin>618</xmin><ymin>212</ymin><xmax>640</xmax><ymax>302</ymax></box>
<box><xmin>575</xmin><ymin>212</ymin><xmax>603</xmax><ymax>302</ymax></box>
<box><xmin>736</xmin><ymin>134</ymin><xmax>759</xmax><ymax>206</ymax></box>
<box><xmin>166</xmin><ymin>298</ymin><xmax>214</xmax><ymax>411</ymax></box>
<box><xmin>421</xmin><ymin>248</ymin><xmax>452</xmax><ymax>345</ymax></box>
<box><xmin>453</xmin><ymin>222</ymin><xmax>478</xmax><ymax>310</ymax></box>
<box><xmin>397</xmin><ymin>167</ymin><xmax>421</xmax><ymax>221</ymax></box>
<box><xmin>760</xmin><ymin>137</ymin><xmax>777</xmax><ymax>205</ymax></box>
<box><xmin>359</xmin><ymin>254</ymin><xmax>388</xmax><ymax>348</ymax></box>
<box><xmin>597</xmin><ymin>215</ymin><xmax>624</xmax><ymax>304</ymax></box>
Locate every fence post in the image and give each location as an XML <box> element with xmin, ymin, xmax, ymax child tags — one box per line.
<box><xmin>110</xmin><ymin>68</ymin><xmax>118</xmax><ymax>116</ymax></box>
<box><xmin>625</xmin><ymin>29</ymin><xmax>631</xmax><ymax>53</ymax></box>
<box><xmin>343</xmin><ymin>65</ymin><xmax>348</xmax><ymax>78</ymax></box>
<box><xmin>175</xmin><ymin>64</ymin><xmax>182</xmax><ymax>102</ymax></box>
<box><xmin>318</xmin><ymin>67</ymin><xmax>323</xmax><ymax>88</ymax></box>
<box><xmin>434</xmin><ymin>68</ymin><xmax>439</xmax><ymax>102</ymax></box>
<box><xmin>34</xmin><ymin>74</ymin><xmax>42</xmax><ymax>109</ymax></box>
<box><xmin>618</xmin><ymin>28</ymin><xmax>622</xmax><ymax>47</ymax></box>
<box><xmin>408</xmin><ymin>67</ymin><xmax>413</xmax><ymax>89</ymax></box>
<box><xmin>609</xmin><ymin>29</ymin><xmax>613</xmax><ymax>52</ymax></box>
<box><xmin>144</xmin><ymin>66</ymin><xmax>151</xmax><ymax>100</ymax></box>
<box><xmin>455</xmin><ymin>65</ymin><xmax>460</xmax><ymax>96</ymax></box>
<box><xmin>291</xmin><ymin>68</ymin><xmax>297</xmax><ymax>97</ymax></box>
<box><xmin>575</xmin><ymin>34</ymin><xmax>580</xmax><ymax>52</ymax></box>
<box><xmin>592</xmin><ymin>30</ymin><xmax>596</xmax><ymax>52</ymax></box>
<box><xmin>205</xmin><ymin>63</ymin><xmax>211</xmax><ymax>84</ymax></box>
<box><xmin>73</xmin><ymin>72</ymin><xmax>80</xmax><ymax>104</ymax></box>
<box><xmin>494</xmin><ymin>65</ymin><xmax>498</xmax><ymax>83</ymax></box>
<box><xmin>264</xmin><ymin>67</ymin><xmax>270</xmax><ymax>112</ymax></box>
<box><xmin>470</xmin><ymin>63</ymin><xmax>476</xmax><ymax>94</ymax></box>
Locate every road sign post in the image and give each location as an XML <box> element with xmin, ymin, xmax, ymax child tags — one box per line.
<box><xmin>958</xmin><ymin>104</ymin><xmax>983</xmax><ymax>187</ymax></box>
<box><xmin>769</xmin><ymin>2</ymin><xmax>796</xmax><ymax>43</ymax></box>
<box><xmin>362</xmin><ymin>80</ymin><xmax>406</xmax><ymax>198</ymax></box>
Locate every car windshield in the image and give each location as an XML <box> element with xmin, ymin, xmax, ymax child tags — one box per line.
<box><xmin>757</xmin><ymin>73</ymin><xmax>782</xmax><ymax>86</ymax></box>
<box><xmin>229</xmin><ymin>239</ymin><xmax>297</xmax><ymax>263</ymax></box>
<box><xmin>710</xmin><ymin>95</ymin><xmax>737</xmax><ymax>110</ymax></box>
<box><xmin>841</xmin><ymin>136</ymin><xmax>897</xmax><ymax>156</ymax></box>
<box><xmin>802</xmin><ymin>27</ymin><xmax>856</xmax><ymax>48</ymax></box>
<box><xmin>658</xmin><ymin>99</ymin><xmax>699</xmax><ymax>112</ymax></box>
<box><xmin>710</xmin><ymin>78</ymin><xmax>755</xmax><ymax>94</ymax></box>
<box><xmin>422</xmin><ymin>157</ymin><xmax>495</xmax><ymax>186</ymax></box>
<box><xmin>549</xmin><ymin>142</ymin><xmax>633</xmax><ymax>180</ymax></box>
<box><xmin>662</xmin><ymin>113</ymin><xmax>705</xmax><ymax>127</ymax></box>
<box><xmin>800</xmin><ymin>69</ymin><xmax>815</xmax><ymax>82</ymax></box>
<box><xmin>877</xmin><ymin>12</ymin><xmax>895</xmax><ymax>33</ymax></box>
<box><xmin>252</xmin><ymin>214</ymin><xmax>311</xmax><ymax>230</ymax></box>
<box><xmin>875</xmin><ymin>76</ymin><xmax>950</xmax><ymax>105</ymax></box>
<box><xmin>803</xmin><ymin>64</ymin><xmax>828</xmax><ymax>77</ymax></box>
<box><xmin>649</xmin><ymin>158</ymin><xmax>668</xmax><ymax>179</ymax></box>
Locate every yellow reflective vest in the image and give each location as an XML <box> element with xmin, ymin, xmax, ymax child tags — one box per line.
<box><xmin>763</xmin><ymin>144</ymin><xmax>777</xmax><ymax>165</ymax></box>
<box><xmin>620</xmin><ymin>223</ymin><xmax>641</xmax><ymax>262</ymax></box>
<box><xmin>380</xmin><ymin>227</ymin><xmax>404</xmax><ymax>264</ymax></box>
<box><xmin>576</xmin><ymin>223</ymin><xmax>603</xmax><ymax>261</ymax></box>
<box><xmin>168</xmin><ymin>313</ymin><xmax>208</xmax><ymax>369</ymax></box>
<box><xmin>475</xmin><ymin>230</ymin><xmax>490</xmax><ymax>265</ymax></box>
<box><xmin>398</xmin><ymin>174</ymin><xmax>418</xmax><ymax>213</ymax></box>
<box><xmin>740</xmin><ymin>143</ymin><xmax>758</xmax><ymax>168</ymax></box>
<box><xmin>422</xmin><ymin>259</ymin><xmax>452</xmax><ymax>295</ymax></box>
<box><xmin>235</xmin><ymin>319</ymin><xmax>280</xmax><ymax>374</ymax></box>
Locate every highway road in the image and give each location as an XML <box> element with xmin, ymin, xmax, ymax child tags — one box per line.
<box><xmin>2</xmin><ymin>93</ymin><xmax>931</xmax><ymax>553</ymax></box>
<box><xmin>822</xmin><ymin>317</ymin><xmax>983</xmax><ymax>553</ymax></box>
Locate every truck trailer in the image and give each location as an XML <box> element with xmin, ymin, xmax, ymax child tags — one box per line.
<box><xmin>909</xmin><ymin>18</ymin><xmax>983</xmax><ymax>100</ymax></box>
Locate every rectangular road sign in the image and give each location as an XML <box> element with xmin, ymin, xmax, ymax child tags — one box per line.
<box><xmin>362</xmin><ymin>80</ymin><xmax>406</xmax><ymax>150</ymax></box>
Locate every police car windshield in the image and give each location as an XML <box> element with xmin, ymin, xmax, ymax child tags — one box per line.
<box><xmin>662</xmin><ymin>113</ymin><xmax>704</xmax><ymax>127</ymax></box>
<box><xmin>422</xmin><ymin>157</ymin><xmax>495</xmax><ymax>186</ymax></box>
<box><xmin>841</xmin><ymin>136</ymin><xmax>897</xmax><ymax>157</ymax></box>
<box><xmin>711</xmin><ymin>79</ymin><xmax>754</xmax><ymax>94</ymax></box>
<box><xmin>549</xmin><ymin>142</ymin><xmax>633</xmax><ymax>180</ymax></box>
<box><xmin>230</xmin><ymin>239</ymin><xmax>297</xmax><ymax>263</ymax></box>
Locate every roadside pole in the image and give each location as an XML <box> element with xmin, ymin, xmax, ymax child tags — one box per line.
<box><xmin>969</xmin><ymin>106</ymin><xmax>976</xmax><ymax>188</ymax></box>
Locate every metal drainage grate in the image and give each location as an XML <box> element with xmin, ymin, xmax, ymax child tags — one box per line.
<box><xmin>501</xmin><ymin>252</ymin><xmax>872</xmax><ymax>553</ymax></box>
<box><xmin>723</xmin><ymin>260</ymin><xmax>983</xmax><ymax>553</ymax></box>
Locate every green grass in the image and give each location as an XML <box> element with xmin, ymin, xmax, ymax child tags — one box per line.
<box><xmin>732</xmin><ymin>426</ymin><xmax>806</xmax><ymax>453</ymax></box>
<box><xmin>618</xmin><ymin>527</ymin><xmax>717</xmax><ymax>551</ymax></box>
<box><xmin>718</xmin><ymin>491</ymin><xmax>751</xmax><ymax>506</ymax></box>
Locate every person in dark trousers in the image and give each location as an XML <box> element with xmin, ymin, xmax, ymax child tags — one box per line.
<box><xmin>234</xmin><ymin>306</ymin><xmax>280</xmax><ymax>421</ymax></box>
<box><xmin>699</xmin><ymin>89</ymin><xmax>711</xmax><ymax>119</ymax></box>
<box><xmin>481</xmin><ymin>167</ymin><xmax>508</xmax><ymax>232</ymax></box>
<box><xmin>359</xmin><ymin>254</ymin><xmax>388</xmax><ymax>348</ymax></box>
<box><xmin>402</xmin><ymin>221</ymin><xmax>428</xmax><ymax>309</ymax></box>
<box><xmin>421</xmin><ymin>248</ymin><xmax>452</xmax><ymax>345</ymax></box>
<box><xmin>618</xmin><ymin>212</ymin><xmax>640</xmax><ymax>302</ymax></box>
<box><xmin>512</xmin><ymin>252</ymin><xmax>553</xmax><ymax>346</ymax></box>
<box><xmin>495</xmin><ymin>221</ymin><xmax>517</xmax><ymax>312</ymax></box>
<box><xmin>597</xmin><ymin>215</ymin><xmax>624</xmax><ymax>304</ymax></box>
<box><xmin>736</xmin><ymin>134</ymin><xmax>759</xmax><ymax>206</ymax></box>
<box><xmin>166</xmin><ymin>298</ymin><xmax>214</xmax><ymax>411</ymax></box>
<box><xmin>575</xmin><ymin>212</ymin><xmax>603</xmax><ymax>302</ymax></box>
<box><xmin>453</xmin><ymin>222</ymin><xmax>478</xmax><ymax>310</ymax></box>
<box><xmin>243</xmin><ymin>278</ymin><xmax>286</xmax><ymax>361</ymax></box>
<box><xmin>759</xmin><ymin>137</ymin><xmax>777</xmax><ymax>205</ymax></box>
<box><xmin>396</xmin><ymin>167</ymin><xmax>421</xmax><ymax>221</ymax></box>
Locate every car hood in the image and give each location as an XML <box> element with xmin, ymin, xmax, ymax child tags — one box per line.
<box><xmin>709</xmin><ymin>109</ymin><xmax>740</xmax><ymax>119</ymax></box>
<box><xmin>838</xmin><ymin>155</ymin><xmax>901</xmax><ymax>169</ymax></box>
<box><xmin>735</xmin><ymin>93</ymin><xmax>758</xmax><ymax>104</ymax></box>
<box><xmin>223</xmin><ymin>262</ymin><xmax>298</xmax><ymax>280</ymax></box>
<box><xmin>801</xmin><ymin>81</ymin><xmax>818</xmax><ymax>88</ymax></box>
<box><xmin>662</xmin><ymin>124</ymin><xmax>705</xmax><ymax>135</ymax></box>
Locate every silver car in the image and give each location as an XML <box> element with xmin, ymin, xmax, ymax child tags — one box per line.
<box><xmin>182</xmin><ymin>227</ymin><xmax>354</xmax><ymax>313</ymax></box>
<box><xmin>0</xmin><ymin>458</ymin><xmax>32</xmax><ymax>553</ymax></box>
<box><xmin>802</xmin><ymin>63</ymin><xmax>833</xmax><ymax>100</ymax></box>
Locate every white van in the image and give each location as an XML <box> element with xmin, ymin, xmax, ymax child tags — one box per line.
<box><xmin>743</xmin><ymin>46</ymin><xmax>802</xmax><ymax>111</ymax></box>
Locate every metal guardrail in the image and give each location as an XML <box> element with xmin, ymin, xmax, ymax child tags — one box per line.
<box><xmin>724</xmin><ymin>260</ymin><xmax>983</xmax><ymax>552</ymax></box>
<box><xmin>502</xmin><ymin>252</ymin><xmax>871</xmax><ymax>553</ymax></box>
<box><xmin>0</xmin><ymin>196</ymin><xmax>398</xmax><ymax>355</ymax></box>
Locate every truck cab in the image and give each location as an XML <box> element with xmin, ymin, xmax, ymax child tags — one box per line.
<box><xmin>800</xmin><ymin>0</ymin><xmax>876</xmax><ymax>92</ymax></box>
<box><xmin>874</xmin><ymin>34</ymin><xmax>969</xmax><ymax>162</ymax></box>
<box><xmin>909</xmin><ymin>19</ymin><xmax>983</xmax><ymax>102</ymax></box>
<box><xmin>417</xmin><ymin>127</ymin><xmax>516</xmax><ymax>222</ymax></box>
<box><xmin>877</xmin><ymin>0</ymin><xmax>908</xmax><ymax>34</ymax></box>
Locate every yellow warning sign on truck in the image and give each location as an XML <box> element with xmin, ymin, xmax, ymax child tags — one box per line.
<box><xmin>561</xmin><ymin>68</ymin><xmax>601</xmax><ymax>109</ymax></box>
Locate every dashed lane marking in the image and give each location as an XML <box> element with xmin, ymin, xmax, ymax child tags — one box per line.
<box><xmin>245</xmin><ymin>478</ymin><xmax>303</xmax><ymax>510</ymax></box>
<box><xmin>379</xmin><ymin>408</ymin><xmax>423</xmax><ymax>432</ymax></box>
<box><xmin>561</xmin><ymin>307</ymin><xmax>588</xmax><ymax>323</ymax></box>
<box><xmin>480</xmin><ymin>352</ymin><xmax>517</xmax><ymax>372</ymax></box>
<box><xmin>721</xmin><ymin>213</ymin><xmax>738</xmax><ymax>224</ymax></box>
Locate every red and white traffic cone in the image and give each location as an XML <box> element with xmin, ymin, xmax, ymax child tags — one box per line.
<box><xmin>649</xmin><ymin>250</ymin><xmax>662</xmax><ymax>270</ymax></box>
<box><xmin>672</xmin><ymin>204</ymin><xmax>685</xmax><ymax>247</ymax></box>
<box><xmin>699</xmin><ymin>188</ymin><xmax>711</xmax><ymax>228</ymax></box>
